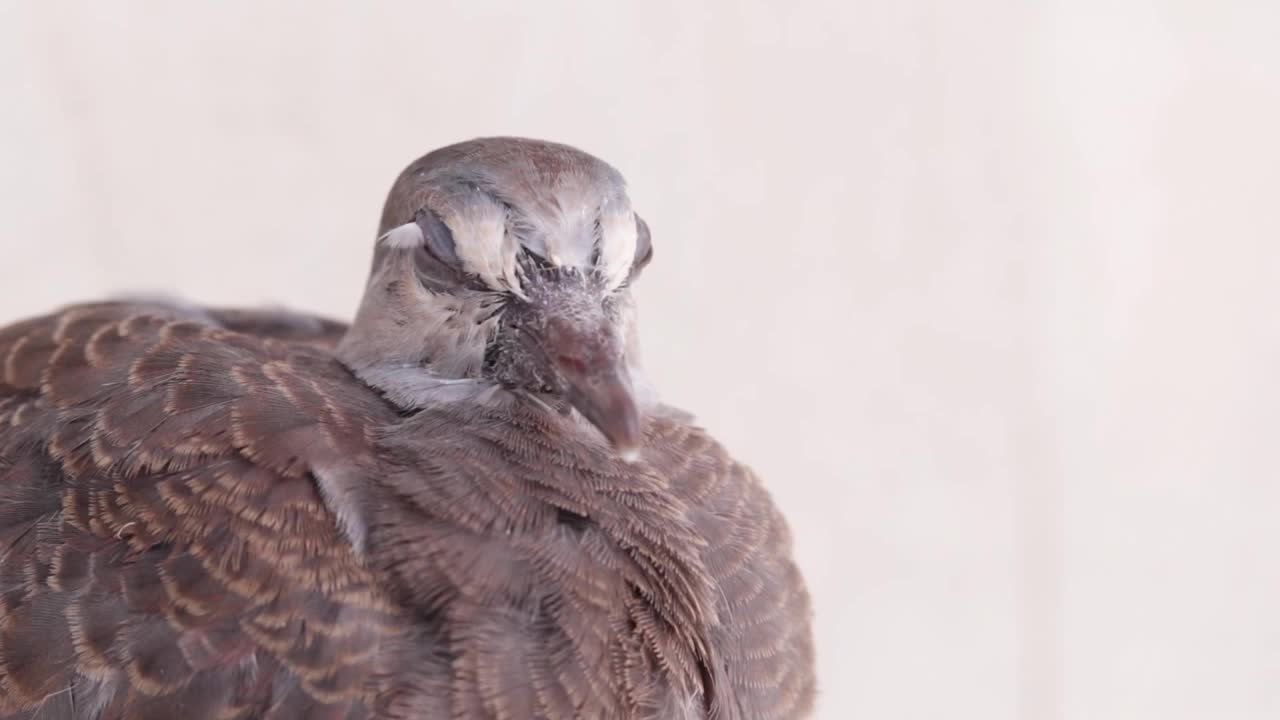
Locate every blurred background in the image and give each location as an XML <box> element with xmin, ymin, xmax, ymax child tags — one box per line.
<box><xmin>2</xmin><ymin>2</ymin><xmax>1278</xmax><ymax>718</ymax></box>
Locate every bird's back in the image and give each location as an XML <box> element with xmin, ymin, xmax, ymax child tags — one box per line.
<box><xmin>0</xmin><ymin>301</ymin><xmax>399</xmax><ymax>719</ymax></box>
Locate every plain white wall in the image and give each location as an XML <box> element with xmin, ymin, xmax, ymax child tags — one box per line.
<box><xmin>2</xmin><ymin>2</ymin><xmax>1278</xmax><ymax>718</ymax></box>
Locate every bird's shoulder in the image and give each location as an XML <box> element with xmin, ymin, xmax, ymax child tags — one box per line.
<box><xmin>0</xmin><ymin>301</ymin><xmax>402</xmax><ymax>718</ymax></box>
<box><xmin>0</xmin><ymin>300</ymin><xmax>394</xmax><ymax>473</ymax></box>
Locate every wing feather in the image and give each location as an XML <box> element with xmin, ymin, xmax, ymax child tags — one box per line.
<box><xmin>648</xmin><ymin>412</ymin><xmax>817</xmax><ymax>720</ymax></box>
<box><xmin>0</xmin><ymin>303</ymin><xmax>398</xmax><ymax>720</ymax></box>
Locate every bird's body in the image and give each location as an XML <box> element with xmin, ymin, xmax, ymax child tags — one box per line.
<box><xmin>0</xmin><ymin>139</ymin><xmax>814</xmax><ymax>719</ymax></box>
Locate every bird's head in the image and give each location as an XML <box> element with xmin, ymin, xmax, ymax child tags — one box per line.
<box><xmin>337</xmin><ymin>138</ymin><xmax>654</xmax><ymax>455</ymax></box>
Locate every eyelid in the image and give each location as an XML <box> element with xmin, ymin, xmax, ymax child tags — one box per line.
<box><xmin>631</xmin><ymin>216</ymin><xmax>653</xmax><ymax>273</ymax></box>
<box><xmin>414</xmin><ymin>208</ymin><xmax>460</xmax><ymax>266</ymax></box>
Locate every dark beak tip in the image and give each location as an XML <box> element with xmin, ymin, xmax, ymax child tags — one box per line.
<box><xmin>605</xmin><ymin>422</ymin><xmax>644</xmax><ymax>463</ymax></box>
<box><xmin>606</xmin><ymin>414</ymin><xmax>643</xmax><ymax>453</ymax></box>
<box><xmin>589</xmin><ymin>391</ymin><xmax>642</xmax><ymax>452</ymax></box>
<box><xmin>543</xmin><ymin>320</ymin><xmax>642</xmax><ymax>458</ymax></box>
<box><xmin>562</xmin><ymin>367</ymin><xmax>644</xmax><ymax>459</ymax></box>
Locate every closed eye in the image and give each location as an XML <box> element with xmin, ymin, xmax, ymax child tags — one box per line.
<box><xmin>414</xmin><ymin>208</ymin><xmax>460</xmax><ymax>266</ymax></box>
<box><xmin>630</xmin><ymin>215</ymin><xmax>653</xmax><ymax>279</ymax></box>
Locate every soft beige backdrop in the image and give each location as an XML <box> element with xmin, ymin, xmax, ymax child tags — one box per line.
<box><xmin>2</xmin><ymin>2</ymin><xmax>1278</xmax><ymax>718</ymax></box>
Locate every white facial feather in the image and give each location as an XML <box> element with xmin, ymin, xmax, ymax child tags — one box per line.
<box><xmin>597</xmin><ymin>208</ymin><xmax>639</xmax><ymax>290</ymax></box>
<box><xmin>447</xmin><ymin>203</ymin><xmax>524</xmax><ymax>295</ymax></box>
<box><xmin>437</xmin><ymin>188</ymin><xmax>639</xmax><ymax>295</ymax></box>
<box><xmin>540</xmin><ymin>189</ymin><xmax>597</xmax><ymax>268</ymax></box>
<box><xmin>380</xmin><ymin>221</ymin><xmax>425</xmax><ymax>249</ymax></box>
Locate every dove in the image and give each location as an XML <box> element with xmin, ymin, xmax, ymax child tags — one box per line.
<box><xmin>0</xmin><ymin>137</ymin><xmax>814</xmax><ymax>719</ymax></box>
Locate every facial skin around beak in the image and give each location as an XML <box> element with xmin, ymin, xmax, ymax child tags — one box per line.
<box><xmin>544</xmin><ymin>317</ymin><xmax>642</xmax><ymax>456</ymax></box>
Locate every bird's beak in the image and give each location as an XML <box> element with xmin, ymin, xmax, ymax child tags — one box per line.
<box><xmin>547</xmin><ymin>321</ymin><xmax>643</xmax><ymax>456</ymax></box>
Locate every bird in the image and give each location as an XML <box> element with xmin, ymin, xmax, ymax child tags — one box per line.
<box><xmin>0</xmin><ymin>137</ymin><xmax>815</xmax><ymax>719</ymax></box>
